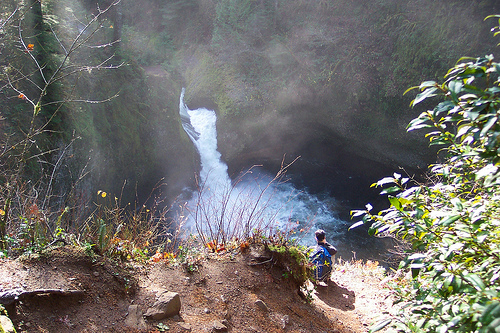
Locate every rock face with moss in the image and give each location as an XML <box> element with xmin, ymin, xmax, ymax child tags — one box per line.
<box><xmin>120</xmin><ymin>0</ymin><xmax>499</xmax><ymax>186</ymax></box>
<box><xmin>1</xmin><ymin>0</ymin><xmax>499</xmax><ymax>206</ymax></box>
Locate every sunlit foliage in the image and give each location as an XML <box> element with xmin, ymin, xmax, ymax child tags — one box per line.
<box><xmin>352</xmin><ymin>15</ymin><xmax>500</xmax><ymax>333</ymax></box>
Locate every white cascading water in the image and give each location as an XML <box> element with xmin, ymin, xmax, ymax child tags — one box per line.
<box><xmin>179</xmin><ymin>88</ymin><xmax>231</xmax><ymax>193</ymax></box>
<box><xmin>179</xmin><ymin>88</ymin><xmax>347</xmax><ymax>245</ymax></box>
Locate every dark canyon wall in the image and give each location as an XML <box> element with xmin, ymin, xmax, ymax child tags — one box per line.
<box><xmin>1</xmin><ymin>0</ymin><xmax>499</xmax><ymax>207</ymax></box>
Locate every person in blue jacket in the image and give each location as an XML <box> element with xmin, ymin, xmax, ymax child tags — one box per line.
<box><xmin>309</xmin><ymin>229</ymin><xmax>337</xmax><ymax>283</ymax></box>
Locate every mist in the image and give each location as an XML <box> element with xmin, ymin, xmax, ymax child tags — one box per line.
<box><xmin>1</xmin><ymin>0</ymin><xmax>499</xmax><ymax>258</ymax></box>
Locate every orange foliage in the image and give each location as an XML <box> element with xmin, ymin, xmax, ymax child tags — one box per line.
<box><xmin>206</xmin><ymin>241</ymin><xmax>226</xmax><ymax>253</ymax></box>
<box><xmin>239</xmin><ymin>241</ymin><xmax>249</xmax><ymax>252</ymax></box>
<box><xmin>151</xmin><ymin>252</ymin><xmax>163</xmax><ymax>263</ymax></box>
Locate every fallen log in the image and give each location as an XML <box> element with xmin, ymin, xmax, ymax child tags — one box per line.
<box><xmin>0</xmin><ymin>288</ymin><xmax>84</xmax><ymax>309</ymax></box>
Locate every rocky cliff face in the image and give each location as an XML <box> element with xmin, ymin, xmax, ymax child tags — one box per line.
<box><xmin>1</xmin><ymin>0</ymin><xmax>499</xmax><ymax>207</ymax></box>
<box><xmin>149</xmin><ymin>0</ymin><xmax>497</xmax><ymax>184</ymax></box>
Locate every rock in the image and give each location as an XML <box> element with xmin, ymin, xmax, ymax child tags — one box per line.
<box><xmin>124</xmin><ymin>305</ymin><xmax>147</xmax><ymax>330</ymax></box>
<box><xmin>282</xmin><ymin>315</ymin><xmax>289</xmax><ymax>329</ymax></box>
<box><xmin>178</xmin><ymin>322</ymin><xmax>191</xmax><ymax>331</ymax></box>
<box><xmin>270</xmin><ymin>312</ymin><xmax>289</xmax><ymax>329</ymax></box>
<box><xmin>211</xmin><ymin>320</ymin><xmax>227</xmax><ymax>332</ymax></box>
<box><xmin>0</xmin><ymin>314</ymin><xmax>16</xmax><ymax>333</ymax></box>
<box><xmin>0</xmin><ymin>288</ymin><xmax>24</xmax><ymax>306</ymax></box>
<box><xmin>145</xmin><ymin>291</ymin><xmax>181</xmax><ymax>320</ymax></box>
<box><xmin>254</xmin><ymin>299</ymin><xmax>268</xmax><ymax>312</ymax></box>
<box><xmin>222</xmin><ymin>310</ymin><xmax>230</xmax><ymax>319</ymax></box>
<box><xmin>249</xmin><ymin>244</ymin><xmax>272</xmax><ymax>263</ymax></box>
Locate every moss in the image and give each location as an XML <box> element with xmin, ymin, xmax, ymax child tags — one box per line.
<box><xmin>267</xmin><ymin>244</ymin><xmax>311</xmax><ymax>287</ymax></box>
<box><xmin>183</xmin><ymin>50</ymin><xmax>240</xmax><ymax>117</ymax></box>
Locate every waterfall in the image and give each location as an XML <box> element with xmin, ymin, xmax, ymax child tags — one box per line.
<box><xmin>179</xmin><ymin>88</ymin><xmax>231</xmax><ymax>193</ymax></box>
<box><xmin>179</xmin><ymin>89</ymin><xmax>349</xmax><ymax>247</ymax></box>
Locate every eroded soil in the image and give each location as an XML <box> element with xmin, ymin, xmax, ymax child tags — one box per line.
<box><xmin>0</xmin><ymin>246</ymin><xmax>394</xmax><ymax>332</ymax></box>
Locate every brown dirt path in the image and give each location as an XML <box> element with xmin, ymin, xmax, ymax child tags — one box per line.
<box><xmin>0</xmin><ymin>246</ymin><xmax>393</xmax><ymax>332</ymax></box>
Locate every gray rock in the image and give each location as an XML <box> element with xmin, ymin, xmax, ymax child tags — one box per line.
<box><xmin>0</xmin><ymin>315</ymin><xmax>16</xmax><ymax>333</ymax></box>
<box><xmin>282</xmin><ymin>314</ymin><xmax>290</xmax><ymax>329</ymax></box>
<box><xmin>212</xmin><ymin>320</ymin><xmax>227</xmax><ymax>332</ymax></box>
<box><xmin>178</xmin><ymin>322</ymin><xmax>192</xmax><ymax>331</ymax></box>
<box><xmin>254</xmin><ymin>299</ymin><xmax>269</xmax><ymax>312</ymax></box>
<box><xmin>249</xmin><ymin>244</ymin><xmax>272</xmax><ymax>262</ymax></box>
<box><xmin>271</xmin><ymin>313</ymin><xmax>290</xmax><ymax>329</ymax></box>
<box><xmin>124</xmin><ymin>304</ymin><xmax>147</xmax><ymax>330</ymax></box>
<box><xmin>145</xmin><ymin>291</ymin><xmax>181</xmax><ymax>320</ymax></box>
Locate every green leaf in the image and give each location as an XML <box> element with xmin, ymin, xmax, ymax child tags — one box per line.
<box><xmin>433</xmin><ymin>101</ymin><xmax>455</xmax><ymax>117</ymax></box>
<box><xmin>480</xmin><ymin>116</ymin><xmax>498</xmax><ymax>137</ymax></box>
<box><xmin>448</xmin><ymin>80</ymin><xmax>464</xmax><ymax>103</ymax></box>
<box><xmin>476</xmin><ymin>164</ymin><xmax>498</xmax><ymax>179</ymax></box>
<box><xmin>456</xmin><ymin>124</ymin><xmax>472</xmax><ymax>139</ymax></box>
<box><xmin>403</xmin><ymin>85</ymin><xmax>419</xmax><ymax>96</ymax></box>
<box><xmin>440</xmin><ymin>215</ymin><xmax>461</xmax><ymax>227</ymax></box>
<box><xmin>464</xmin><ymin>273</ymin><xmax>485</xmax><ymax>291</ymax></box>
<box><xmin>408</xmin><ymin>253</ymin><xmax>426</xmax><ymax>260</ymax></box>
<box><xmin>376</xmin><ymin>177</ymin><xmax>397</xmax><ymax>186</ymax></box>
<box><xmin>485</xmin><ymin>318</ymin><xmax>500</xmax><ymax>332</ymax></box>
<box><xmin>450</xmin><ymin>198</ymin><xmax>463</xmax><ymax>211</ymax></box>
<box><xmin>370</xmin><ymin>319</ymin><xmax>392</xmax><ymax>332</ymax></box>
<box><xmin>485</xmin><ymin>14</ymin><xmax>500</xmax><ymax>20</ymax></box>
<box><xmin>419</xmin><ymin>81</ymin><xmax>437</xmax><ymax>89</ymax></box>
<box><xmin>480</xmin><ymin>301</ymin><xmax>500</xmax><ymax>325</ymax></box>
<box><xmin>412</xmin><ymin>87</ymin><xmax>438</xmax><ymax>106</ymax></box>
<box><xmin>350</xmin><ymin>210</ymin><xmax>366</xmax><ymax>217</ymax></box>
<box><xmin>380</xmin><ymin>186</ymin><xmax>400</xmax><ymax>195</ymax></box>
<box><xmin>349</xmin><ymin>221</ymin><xmax>365</xmax><ymax>230</ymax></box>
<box><xmin>34</xmin><ymin>102</ymin><xmax>41</xmax><ymax>116</ymax></box>
<box><xmin>459</xmin><ymin>93</ymin><xmax>478</xmax><ymax>100</ymax></box>
<box><xmin>411</xmin><ymin>266</ymin><xmax>421</xmax><ymax>278</ymax></box>
<box><xmin>388</xmin><ymin>196</ymin><xmax>402</xmax><ymax>211</ymax></box>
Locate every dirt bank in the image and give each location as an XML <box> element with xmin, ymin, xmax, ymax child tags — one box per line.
<box><xmin>0</xmin><ymin>246</ymin><xmax>394</xmax><ymax>332</ymax></box>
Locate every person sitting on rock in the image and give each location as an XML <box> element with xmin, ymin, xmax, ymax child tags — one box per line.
<box><xmin>309</xmin><ymin>229</ymin><xmax>337</xmax><ymax>284</ymax></box>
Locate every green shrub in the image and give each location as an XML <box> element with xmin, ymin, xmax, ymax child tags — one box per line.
<box><xmin>351</xmin><ymin>15</ymin><xmax>500</xmax><ymax>333</ymax></box>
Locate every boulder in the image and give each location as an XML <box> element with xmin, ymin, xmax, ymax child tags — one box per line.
<box><xmin>144</xmin><ymin>291</ymin><xmax>181</xmax><ymax>320</ymax></box>
<box><xmin>124</xmin><ymin>304</ymin><xmax>147</xmax><ymax>330</ymax></box>
<box><xmin>254</xmin><ymin>299</ymin><xmax>269</xmax><ymax>312</ymax></box>
<box><xmin>0</xmin><ymin>314</ymin><xmax>16</xmax><ymax>333</ymax></box>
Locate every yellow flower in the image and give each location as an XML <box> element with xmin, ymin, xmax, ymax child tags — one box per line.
<box><xmin>0</xmin><ymin>209</ymin><xmax>4</xmax><ymax>216</ymax></box>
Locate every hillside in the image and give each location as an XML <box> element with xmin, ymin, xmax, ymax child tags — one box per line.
<box><xmin>2</xmin><ymin>0</ymin><xmax>499</xmax><ymax>210</ymax></box>
<box><xmin>0</xmin><ymin>245</ymin><xmax>394</xmax><ymax>332</ymax></box>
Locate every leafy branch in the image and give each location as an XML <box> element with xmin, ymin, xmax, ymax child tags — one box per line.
<box><xmin>352</xmin><ymin>15</ymin><xmax>500</xmax><ymax>333</ymax></box>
